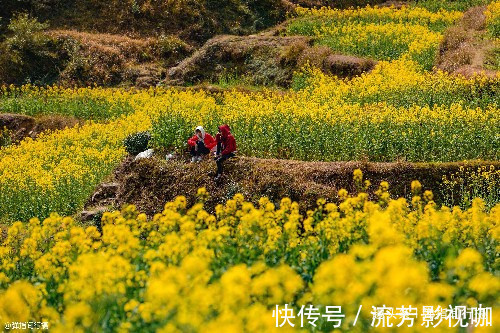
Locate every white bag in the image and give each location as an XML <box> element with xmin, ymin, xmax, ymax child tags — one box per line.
<box><xmin>135</xmin><ymin>149</ymin><xmax>154</xmax><ymax>160</ymax></box>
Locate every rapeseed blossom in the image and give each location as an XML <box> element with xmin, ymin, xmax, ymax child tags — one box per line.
<box><xmin>486</xmin><ymin>1</ymin><xmax>500</xmax><ymax>38</ymax></box>
<box><xmin>288</xmin><ymin>5</ymin><xmax>463</xmax><ymax>69</ymax></box>
<box><xmin>0</xmin><ymin>175</ymin><xmax>498</xmax><ymax>331</ymax></box>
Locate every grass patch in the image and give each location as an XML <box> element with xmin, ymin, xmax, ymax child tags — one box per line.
<box><xmin>411</xmin><ymin>0</ymin><xmax>493</xmax><ymax>12</ymax></box>
<box><xmin>0</xmin><ymin>87</ymin><xmax>134</xmax><ymax>121</ymax></box>
<box><xmin>484</xmin><ymin>45</ymin><xmax>500</xmax><ymax>69</ymax></box>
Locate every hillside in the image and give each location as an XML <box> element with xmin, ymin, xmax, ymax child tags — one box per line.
<box><xmin>1</xmin><ymin>1</ymin><xmax>498</xmax><ymax>86</ymax></box>
<box><xmin>2</xmin><ymin>1</ymin><xmax>394</xmax><ymax>38</ymax></box>
<box><xmin>0</xmin><ymin>0</ymin><xmax>369</xmax><ymax>86</ymax></box>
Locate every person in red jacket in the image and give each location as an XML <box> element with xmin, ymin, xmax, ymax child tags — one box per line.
<box><xmin>214</xmin><ymin>124</ymin><xmax>236</xmax><ymax>180</ymax></box>
<box><xmin>187</xmin><ymin>126</ymin><xmax>216</xmax><ymax>162</ymax></box>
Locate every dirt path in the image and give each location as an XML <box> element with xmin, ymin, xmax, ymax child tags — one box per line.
<box><xmin>436</xmin><ymin>5</ymin><xmax>499</xmax><ymax>78</ymax></box>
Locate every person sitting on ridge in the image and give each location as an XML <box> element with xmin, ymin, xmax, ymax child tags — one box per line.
<box><xmin>187</xmin><ymin>126</ymin><xmax>216</xmax><ymax>162</ymax></box>
<box><xmin>214</xmin><ymin>124</ymin><xmax>236</xmax><ymax>181</ymax></box>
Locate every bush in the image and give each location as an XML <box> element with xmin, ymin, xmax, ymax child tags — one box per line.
<box><xmin>154</xmin><ymin>35</ymin><xmax>193</xmax><ymax>67</ymax></box>
<box><xmin>245</xmin><ymin>0</ymin><xmax>290</xmax><ymax>29</ymax></box>
<box><xmin>0</xmin><ymin>13</ymin><xmax>62</xmax><ymax>85</ymax></box>
<box><xmin>123</xmin><ymin>131</ymin><xmax>151</xmax><ymax>155</ymax></box>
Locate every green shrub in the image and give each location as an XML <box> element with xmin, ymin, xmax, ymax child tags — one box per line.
<box><xmin>154</xmin><ymin>35</ymin><xmax>193</xmax><ymax>67</ymax></box>
<box><xmin>123</xmin><ymin>131</ymin><xmax>151</xmax><ymax>155</ymax></box>
<box><xmin>412</xmin><ymin>0</ymin><xmax>491</xmax><ymax>12</ymax></box>
<box><xmin>245</xmin><ymin>0</ymin><xmax>289</xmax><ymax>29</ymax></box>
<box><xmin>0</xmin><ymin>13</ymin><xmax>62</xmax><ymax>85</ymax></box>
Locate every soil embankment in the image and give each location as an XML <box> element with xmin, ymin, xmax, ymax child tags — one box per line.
<box><xmin>166</xmin><ymin>34</ymin><xmax>377</xmax><ymax>87</ymax></box>
<box><xmin>0</xmin><ymin>113</ymin><xmax>82</xmax><ymax>143</ymax></box>
<box><xmin>83</xmin><ymin>156</ymin><xmax>500</xmax><ymax>219</ymax></box>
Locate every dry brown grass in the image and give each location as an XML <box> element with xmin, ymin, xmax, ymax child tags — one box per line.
<box><xmin>461</xmin><ymin>5</ymin><xmax>487</xmax><ymax>31</ymax></box>
<box><xmin>45</xmin><ymin>30</ymin><xmax>192</xmax><ymax>86</ymax></box>
<box><xmin>33</xmin><ymin>115</ymin><xmax>82</xmax><ymax>134</ymax></box>
<box><xmin>296</xmin><ymin>45</ymin><xmax>332</xmax><ymax>68</ymax></box>
<box><xmin>48</xmin><ymin>30</ymin><xmax>158</xmax><ymax>63</ymax></box>
<box><xmin>323</xmin><ymin>54</ymin><xmax>377</xmax><ymax>77</ymax></box>
<box><xmin>436</xmin><ymin>5</ymin><xmax>499</xmax><ymax>78</ymax></box>
<box><xmin>437</xmin><ymin>26</ymin><xmax>475</xmax><ymax>72</ymax></box>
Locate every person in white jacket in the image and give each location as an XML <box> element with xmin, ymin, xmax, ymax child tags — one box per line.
<box><xmin>187</xmin><ymin>126</ymin><xmax>217</xmax><ymax>162</ymax></box>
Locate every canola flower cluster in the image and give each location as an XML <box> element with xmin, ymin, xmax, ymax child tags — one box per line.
<box><xmin>0</xmin><ymin>113</ymin><xmax>142</xmax><ymax>222</ymax></box>
<box><xmin>0</xmin><ymin>171</ymin><xmax>498</xmax><ymax>332</ymax></box>
<box><xmin>292</xmin><ymin>5</ymin><xmax>462</xmax><ymax>27</ymax></box>
<box><xmin>293</xmin><ymin>58</ymin><xmax>499</xmax><ymax>108</ymax></box>
<box><xmin>1</xmin><ymin>58</ymin><xmax>499</xmax><ymax>222</ymax></box>
<box><xmin>0</xmin><ymin>88</ymin><xmax>211</xmax><ymax>222</ymax></box>
<box><xmin>287</xmin><ymin>5</ymin><xmax>463</xmax><ymax>70</ymax></box>
<box><xmin>440</xmin><ymin>165</ymin><xmax>500</xmax><ymax>210</ymax></box>
<box><xmin>486</xmin><ymin>1</ymin><xmax>500</xmax><ymax>38</ymax></box>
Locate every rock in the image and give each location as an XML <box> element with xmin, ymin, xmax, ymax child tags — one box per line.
<box><xmin>90</xmin><ymin>182</ymin><xmax>120</xmax><ymax>204</ymax></box>
<box><xmin>135</xmin><ymin>149</ymin><xmax>154</xmax><ymax>160</ymax></box>
<box><xmin>80</xmin><ymin>207</ymin><xmax>108</xmax><ymax>222</ymax></box>
<box><xmin>323</xmin><ymin>54</ymin><xmax>377</xmax><ymax>78</ymax></box>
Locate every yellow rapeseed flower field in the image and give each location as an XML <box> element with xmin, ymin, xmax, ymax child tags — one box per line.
<box><xmin>0</xmin><ymin>172</ymin><xmax>498</xmax><ymax>331</ymax></box>
<box><xmin>0</xmin><ymin>88</ymin><xmax>214</xmax><ymax>221</ymax></box>
<box><xmin>0</xmin><ymin>3</ymin><xmax>498</xmax><ymax>330</ymax></box>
